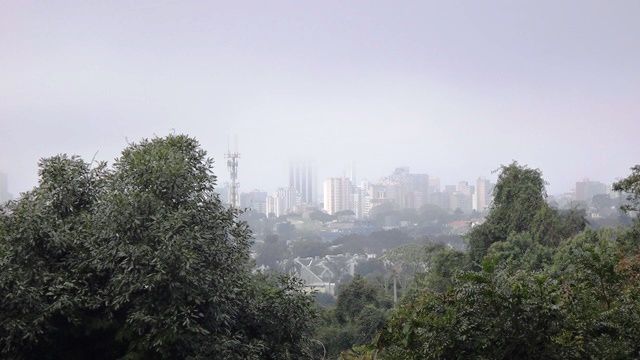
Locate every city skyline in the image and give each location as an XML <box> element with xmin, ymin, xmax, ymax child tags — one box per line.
<box><xmin>235</xmin><ymin>165</ymin><xmax>616</xmax><ymax>217</ymax></box>
<box><xmin>0</xmin><ymin>154</ymin><xmax>625</xmax><ymax>202</ymax></box>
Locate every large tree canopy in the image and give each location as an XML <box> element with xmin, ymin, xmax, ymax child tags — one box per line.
<box><xmin>467</xmin><ymin>162</ymin><xmax>586</xmax><ymax>265</ymax></box>
<box><xmin>0</xmin><ymin>135</ymin><xmax>316</xmax><ymax>359</ymax></box>
<box><xmin>375</xmin><ymin>163</ymin><xmax>640</xmax><ymax>360</ymax></box>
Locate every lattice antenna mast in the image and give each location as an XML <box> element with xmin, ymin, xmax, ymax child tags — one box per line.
<box><xmin>226</xmin><ymin>136</ymin><xmax>240</xmax><ymax>208</ymax></box>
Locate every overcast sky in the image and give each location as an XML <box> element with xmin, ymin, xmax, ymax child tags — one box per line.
<box><xmin>1</xmin><ymin>0</ymin><xmax>639</xmax><ymax>196</ymax></box>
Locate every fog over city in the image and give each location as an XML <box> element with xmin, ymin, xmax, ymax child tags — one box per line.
<box><xmin>5</xmin><ymin>2</ymin><xmax>640</xmax><ymax>359</ymax></box>
<box><xmin>2</xmin><ymin>1</ymin><xmax>639</xmax><ymax>197</ymax></box>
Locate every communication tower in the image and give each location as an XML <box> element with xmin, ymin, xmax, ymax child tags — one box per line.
<box><xmin>226</xmin><ymin>138</ymin><xmax>240</xmax><ymax>208</ymax></box>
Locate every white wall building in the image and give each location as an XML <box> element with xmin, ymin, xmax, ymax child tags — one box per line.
<box><xmin>475</xmin><ymin>177</ymin><xmax>494</xmax><ymax>212</ymax></box>
<box><xmin>266</xmin><ymin>186</ymin><xmax>299</xmax><ymax>217</ymax></box>
<box><xmin>323</xmin><ymin>177</ymin><xmax>353</xmax><ymax>215</ymax></box>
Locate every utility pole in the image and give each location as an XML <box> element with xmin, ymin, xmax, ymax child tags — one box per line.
<box><xmin>393</xmin><ymin>273</ymin><xmax>397</xmax><ymax>305</ymax></box>
<box><xmin>392</xmin><ymin>263</ymin><xmax>402</xmax><ymax>305</ymax></box>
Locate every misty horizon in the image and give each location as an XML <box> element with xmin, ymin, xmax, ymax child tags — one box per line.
<box><xmin>2</xmin><ymin>1</ymin><xmax>639</xmax><ymax>196</ymax></box>
<box><xmin>0</xmin><ymin>138</ymin><xmax>630</xmax><ymax>198</ymax></box>
<box><xmin>3</xmin><ymin>2</ymin><xmax>640</xmax><ymax>359</ymax></box>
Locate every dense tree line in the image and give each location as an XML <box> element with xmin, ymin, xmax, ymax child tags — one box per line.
<box><xmin>0</xmin><ymin>136</ymin><xmax>316</xmax><ymax>359</ymax></box>
<box><xmin>371</xmin><ymin>162</ymin><xmax>640</xmax><ymax>359</ymax></box>
<box><xmin>3</xmin><ymin>135</ymin><xmax>639</xmax><ymax>360</ymax></box>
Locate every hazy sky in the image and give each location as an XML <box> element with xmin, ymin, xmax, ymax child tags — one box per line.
<box><xmin>1</xmin><ymin>0</ymin><xmax>639</xmax><ymax>196</ymax></box>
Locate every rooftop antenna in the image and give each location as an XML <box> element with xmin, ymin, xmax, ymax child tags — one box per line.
<box><xmin>226</xmin><ymin>135</ymin><xmax>240</xmax><ymax>208</ymax></box>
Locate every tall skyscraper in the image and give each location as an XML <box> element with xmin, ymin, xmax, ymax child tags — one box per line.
<box><xmin>352</xmin><ymin>185</ymin><xmax>366</xmax><ymax>218</ymax></box>
<box><xmin>476</xmin><ymin>177</ymin><xmax>494</xmax><ymax>212</ymax></box>
<box><xmin>289</xmin><ymin>160</ymin><xmax>316</xmax><ymax>205</ymax></box>
<box><xmin>323</xmin><ymin>177</ymin><xmax>353</xmax><ymax>215</ymax></box>
<box><xmin>429</xmin><ymin>177</ymin><xmax>441</xmax><ymax>194</ymax></box>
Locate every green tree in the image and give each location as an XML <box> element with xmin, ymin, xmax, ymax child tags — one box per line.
<box><xmin>376</xmin><ymin>165</ymin><xmax>640</xmax><ymax>360</ymax></box>
<box><xmin>484</xmin><ymin>232</ymin><xmax>554</xmax><ymax>273</ymax></box>
<box><xmin>467</xmin><ymin>162</ymin><xmax>548</xmax><ymax>264</ymax></box>
<box><xmin>255</xmin><ymin>234</ymin><xmax>290</xmax><ymax>269</ymax></box>
<box><xmin>378</xmin><ymin>267</ymin><xmax>565</xmax><ymax>360</ymax></box>
<box><xmin>382</xmin><ymin>243</ymin><xmax>468</xmax><ymax>295</ymax></box>
<box><xmin>417</xmin><ymin>244</ymin><xmax>468</xmax><ymax>293</ymax></box>
<box><xmin>613</xmin><ymin>165</ymin><xmax>640</xmax><ymax>213</ymax></box>
<box><xmin>335</xmin><ymin>210</ymin><xmax>356</xmax><ymax>217</ymax></box>
<box><xmin>530</xmin><ymin>206</ymin><xmax>587</xmax><ymax>246</ymax></box>
<box><xmin>315</xmin><ymin>276</ymin><xmax>391</xmax><ymax>359</ymax></box>
<box><xmin>0</xmin><ymin>135</ymin><xmax>316</xmax><ymax>359</ymax></box>
<box><xmin>308</xmin><ymin>210</ymin><xmax>335</xmax><ymax>223</ymax></box>
<box><xmin>292</xmin><ymin>240</ymin><xmax>329</xmax><ymax>258</ymax></box>
<box><xmin>0</xmin><ymin>155</ymin><xmax>113</xmax><ymax>358</ymax></box>
<box><xmin>335</xmin><ymin>275</ymin><xmax>387</xmax><ymax>324</ymax></box>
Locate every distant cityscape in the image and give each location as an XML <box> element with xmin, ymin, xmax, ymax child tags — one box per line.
<box><xmin>0</xmin><ymin>162</ymin><xmax>619</xmax><ymax>220</ymax></box>
<box><xmin>0</xmin><ymin>159</ymin><xmax>631</xmax><ymax>299</ymax></box>
<box><xmin>206</xmin><ymin>160</ymin><xmax>627</xmax><ymax>297</ymax></box>
<box><xmin>210</xmin><ymin>160</ymin><xmax>619</xmax><ymax>220</ymax></box>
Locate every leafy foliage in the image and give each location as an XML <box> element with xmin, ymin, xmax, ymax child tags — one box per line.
<box><xmin>376</xmin><ymin>163</ymin><xmax>640</xmax><ymax>359</ymax></box>
<box><xmin>467</xmin><ymin>162</ymin><xmax>547</xmax><ymax>264</ymax></box>
<box><xmin>314</xmin><ymin>276</ymin><xmax>391</xmax><ymax>359</ymax></box>
<box><xmin>0</xmin><ymin>135</ymin><xmax>316</xmax><ymax>359</ymax></box>
<box><xmin>613</xmin><ymin>165</ymin><xmax>640</xmax><ymax>213</ymax></box>
<box><xmin>467</xmin><ymin>162</ymin><xmax>585</xmax><ymax>265</ymax></box>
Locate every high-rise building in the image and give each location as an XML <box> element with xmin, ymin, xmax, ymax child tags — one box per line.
<box><xmin>441</xmin><ymin>182</ymin><xmax>474</xmax><ymax>213</ymax></box>
<box><xmin>352</xmin><ymin>185</ymin><xmax>366</xmax><ymax>218</ymax></box>
<box><xmin>405</xmin><ymin>173</ymin><xmax>430</xmax><ymax>208</ymax></box>
<box><xmin>265</xmin><ymin>195</ymin><xmax>277</xmax><ymax>217</ymax></box>
<box><xmin>323</xmin><ymin>177</ymin><xmax>353</xmax><ymax>215</ymax></box>
<box><xmin>444</xmin><ymin>185</ymin><xmax>456</xmax><ymax>193</ymax></box>
<box><xmin>240</xmin><ymin>190</ymin><xmax>268</xmax><ymax>214</ymax></box>
<box><xmin>475</xmin><ymin>177</ymin><xmax>494</xmax><ymax>212</ymax></box>
<box><xmin>575</xmin><ymin>179</ymin><xmax>608</xmax><ymax>203</ymax></box>
<box><xmin>429</xmin><ymin>177</ymin><xmax>441</xmax><ymax>194</ymax></box>
<box><xmin>363</xmin><ymin>182</ymin><xmax>388</xmax><ymax>217</ymax></box>
<box><xmin>379</xmin><ymin>168</ymin><xmax>429</xmax><ymax>210</ymax></box>
<box><xmin>266</xmin><ymin>186</ymin><xmax>299</xmax><ymax>217</ymax></box>
<box><xmin>457</xmin><ymin>181</ymin><xmax>472</xmax><ymax>196</ymax></box>
<box><xmin>289</xmin><ymin>160</ymin><xmax>316</xmax><ymax>205</ymax></box>
<box><xmin>449</xmin><ymin>191</ymin><xmax>473</xmax><ymax>213</ymax></box>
